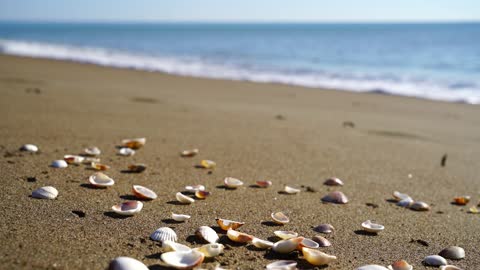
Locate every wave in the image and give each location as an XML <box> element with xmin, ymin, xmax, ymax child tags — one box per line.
<box><xmin>1</xmin><ymin>39</ymin><xmax>479</xmax><ymax>104</ymax></box>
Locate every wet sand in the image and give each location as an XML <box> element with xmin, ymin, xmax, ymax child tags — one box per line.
<box><xmin>0</xmin><ymin>54</ymin><xmax>479</xmax><ymax>269</ymax></box>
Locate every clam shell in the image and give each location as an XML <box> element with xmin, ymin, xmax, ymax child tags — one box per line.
<box><xmin>284</xmin><ymin>185</ymin><xmax>300</xmax><ymax>194</ymax></box>
<box><xmin>313</xmin><ymin>224</ymin><xmax>335</xmax><ymax>234</ymax></box>
<box><xmin>51</xmin><ymin>160</ymin><xmax>68</xmax><ymax>168</ymax></box>
<box><xmin>216</xmin><ymin>218</ymin><xmax>245</xmax><ymax>231</ymax></box>
<box><xmin>64</xmin><ymin>155</ymin><xmax>85</xmax><ymax>164</ymax></box>
<box><xmin>251</xmin><ymin>238</ymin><xmax>274</xmax><ymax>249</ymax></box>
<box><xmin>150</xmin><ymin>227</ymin><xmax>178</xmax><ymax>243</ymax></box>
<box><xmin>91</xmin><ymin>161</ymin><xmax>110</xmax><ymax>171</ymax></box>
<box><xmin>195</xmin><ymin>243</ymin><xmax>224</xmax><ymax>258</ymax></box>
<box><xmin>128</xmin><ymin>163</ymin><xmax>146</xmax><ymax>173</ymax></box>
<box><xmin>20</xmin><ymin>144</ymin><xmax>38</xmax><ymax>152</ymax></box>
<box><xmin>274</xmin><ymin>230</ymin><xmax>298</xmax><ymax>240</ymax></box>
<box><xmin>108</xmin><ymin>256</ymin><xmax>149</xmax><ymax>270</ymax></box>
<box><xmin>200</xmin><ymin>160</ymin><xmax>216</xmax><ymax>169</ymax></box>
<box><xmin>224</xmin><ymin>177</ymin><xmax>243</xmax><ymax>188</ymax></box>
<box><xmin>161</xmin><ymin>250</ymin><xmax>204</xmax><ymax>269</ymax></box>
<box><xmin>410</xmin><ymin>201</ymin><xmax>430</xmax><ymax>211</ymax></box>
<box><xmin>176</xmin><ymin>192</ymin><xmax>195</xmax><ymax>204</ymax></box>
<box><xmin>162</xmin><ymin>240</ymin><xmax>191</xmax><ymax>252</ymax></box>
<box><xmin>271</xmin><ymin>212</ymin><xmax>289</xmax><ymax>225</ymax></box>
<box><xmin>266</xmin><ymin>260</ymin><xmax>297</xmax><ymax>270</ymax></box>
<box><xmin>196</xmin><ymin>226</ymin><xmax>219</xmax><ymax>244</ymax></box>
<box><xmin>392</xmin><ymin>191</ymin><xmax>411</xmax><ymax>202</ymax></box>
<box><xmin>226</xmin><ymin>229</ymin><xmax>253</xmax><ymax>243</ymax></box>
<box><xmin>423</xmin><ymin>255</ymin><xmax>447</xmax><ymax>266</ymax></box>
<box><xmin>181</xmin><ymin>149</ymin><xmax>199</xmax><ymax>157</ymax></box>
<box><xmin>302</xmin><ymin>247</ymin><xmax>337</xmax><ymax>266</ymax></box>
<box><xmin>438</xmin><ymin>246</ymin><xmax>465</xmax><ymax>260</ymax></box>
<box><xmin>118</xmin><ymin>147</ymin><xmax>135</xmax><ymax>156</ymax></box>
<box><xmin>356</xmin><ymin>265</ymin><xmax>389</xmax><ymax>270</ymax></box>
<box><xmin>171</xmin><ymin>213</ymin><xmax>191</xmax><ymax>222</ymax></box>
<box><xmin>89</xmin><ymin>172</ymin><xmax>115</xmax><ymax>187</ymax></box>
<box><xmin>387</xmin><ymin>260</ymin><xmax>413</xmax><ymax>270</ymax></box>
<box><xmin>439</xmin><ymin>265</ymin><xmax>464</xmax><ymax>270</ymax></box>
<box><xmin>185</xmin><ymin>185</ymin><xmax>205</xmax><ymax>193</ymax></box>
<box><xmin>132</xmin><ymin>185</ymin><xmax>157</xmax><ymax>200</ymax></box>
<box><xmin>298</xmin><ymin>238</ymin><xmax>320</xmax><ymax>249</ymax></box>
<box><xmin>312</xmin><ymin>235</ymin><xmax>331</xmax><ymax>247</ymax></box>
<box><xmin>84</xmin><ymin>146</ymin><xmax>101</xmax><ymax>156</ymax></box>
<box><xmin>272</xmin><ymin>237</ymin><xmax>304</xmax><ymax>254</ymax></box>
<box><xmin>324</xmin><ymin>177</ymin><xmax>344</xmax><ymax>186</ymax></box>
<box><xmin>256</xmin><ymin>180</ymin><xmax>272</xmax><ymax>188</ymax></box>
<box><xmin>321</xmin><ymin>191</ymin><xmax>348</xmax><ymax>204</ymax></box>
<box><xmin>396</xmin><ymin>197</ymin><xmax>414</xmax><ymax>207</ymax></box>
<box><xmin>121</xmin><ymin>138</ymin><xmax>146</xmax><ymax>149</ymax></box>
<box><xmin>361</xmin><ymin>220</ymin><xmax>384</xmax><ymax>233</ymax></box>
<box><xmin>31</xmin><ymin>186</ymin><xmax>58</xmax><ymax>199</ymax></box>
<box><xmin>111</xmin><ymin>201</ymin><xmax>143</xmax><ymax>216</ymax></box>
<box><xmin>195</xmin><ymin>190</ymin><xmax>210</xmax><ymax>199</ymax></box>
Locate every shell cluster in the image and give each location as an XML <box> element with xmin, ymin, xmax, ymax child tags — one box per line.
<box><xmin>392</xmin><ymin>191</ymin><xmax>430</xmax><ymax>211</ymax></box>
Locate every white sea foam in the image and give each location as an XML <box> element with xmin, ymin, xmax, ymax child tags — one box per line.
<box><xmin>1</xmin><ymin>39</ymin><xmax>479</xmax><ymax>104</ymax></box>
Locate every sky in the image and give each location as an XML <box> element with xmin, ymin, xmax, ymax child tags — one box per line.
<box><xmin>0</xmin><ymin>0</ymin><xmax>479</xmax><ymax>22</ymax></box>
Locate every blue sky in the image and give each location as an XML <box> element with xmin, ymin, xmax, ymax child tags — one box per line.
<box><xmin>1</xmin><ymin>0</ymin><xmax>479</xmax><ymax>22</ymax></box>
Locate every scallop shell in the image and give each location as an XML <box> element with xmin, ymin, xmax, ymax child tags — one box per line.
<box><xmin>84</xmin><ymin>146</ymin><xmax>101</xmax><ymax>156</ymax></box>
<box><xmin>91</xmin><ymin>161</ymin><xmax>110</xmax><ymax>171</ymax></box>
<box><xmin>89</xmin><ymin>172</ymin><xmax>115</xmax><ymax>187</ymax></box>
<box><xmin>216</xmin><ymin>218</ymin><xmax>245</xmax><ymax>231</ymax></box>
<box><xmin>64</xmin><ymin>155</ymin><xmax>85</xmax><ymax>165</ymax></box>
<box><xmin>313</xmin><ymin>224</ymin><xmax>335</xmax><ymax>234</ymax></box>
<box><xmin>251</xmin><ymin>238</ymin><xmax>274</xmax><ymax>249</ymax></box>
<box><xmin>181</xmin><ymin>149</ymin><xmax>199</xmax><ymax>157</ymax></box>
<box><xmin>226</xmin><ymin>229</ymin><xmax>253</xmax><ymax>243</ymax></box>
<box><xmin>356</xmin><ymin>265</ymin><xmax>389</xmax><ymax>270</ymax></box>
<box><xmin>272</xmin><ymin>237</ymin><xmax>304</xmax><ymax>254</ymax></box>
<box><xmin>410</xmin><ymin>201</ymin><xmax>430</xmax><ymax>211</ymax></box>
<box><xmin>361</xmin><ymin>220</ymin><xmax>384</xmax><ymax>233</ymax></box>
<box><xmin>284</xmin><ymin>185</ymin><xmax>300</xmax><ymax>194</ymax></box>
<box><xmin>302</xmin><ymin>247</ymin><xmax>337</xmax><ymax>266</ymax></box>
<box><xmin>387</xmin><ymin>260</ymin><xmax>413</xmax><ymax>270</ymax></box>
<box><xmin>324</xmin><ymin>177</ymin><xmax>344</xmax><ymax>186</ymax></box>
<box><xmin>397</xmin><ymin>197</ymin><xmax>414</xmax><ymax>208</ymax></box>
<box><xmin>108</xmin><ymin>256</ymin><xmax>149</xmax><ymax>270</ymax></box>
<box><xmin>312</xmin><ymin>235</ymin><xmax>331</xmax><ymax>247</ymax></box>
<box><xmin>185</xmin><ymin>185</ymin><xmax>205</xmax><ymax>193</ymax></box>
<box><xmin>128</xmin><ymin>163</ymin><xmax>146</xmax><ymax>173</ymax></box>
<box><xmin>171</xmin><ymin>213</ymin><xmax>191</xmax><ymax>222</ymax></box>
<box><xmin>195</xmin><ymin>190</ymin><xmax>210</xmax><ymax>199</ymax></box>
<box><xmin>195</xmin><ymin>243</ymin><xmax>224</xmax><ymax>258</ymax></box>
<box><xmin>51</xmin><ymin>160</ymin><xmax>68</xmax><ymax>168</ymax></box>
<box><xmin>162</xmin><ymin>240</ymin><xmax>191</xmax><ymax>252</ymax></box>
<box><xmin>224</xmin><ymin>177</ymin><xmax>243</xmax><ymax>188</ymax></box>
<box><xmin>266</xmin><ymin>260</ymin><xmax>297</xmax><ymax>270</ymax></box>
<box><xmin>150</xmin><ymin>227</ymin><xmax>178</xmax><ymax>243</ymax></box>
<box><xmin>271</xmin><ymin>212</ymin><xmax>289</xmax><ymax>225</ymax></box>
<box><xmin>161</xmin><ymin>250</ymin><xmax>204</xmax><ymax>269</ymax></box>
<box><xmin>321</xmin><ymin>191</ymin><xmax>348</xmax><ymax>204</ymax></box>
<box><xmin>298</xmin><ymin>238</ymin><xmax>320</xmax><ymax>249</ymax></box>
<box><xmin>132</xmin><ymin>185</ymin><xmax>157</xmax><ymax>200</ymax></box>
<box><xmin>439</xmin><ymin>266</ymin><xmax>464</xmax><ymax>270</ymax></box>
<box><xmin>20</xmin><ymin>144</ymin><xmax>38</xmax><ymax>153</ymax></box>
<box><xmin>176</xmin><ymin>192</ymin><xmax>195</xmax><ymax>204</ymax></box>
<box><xmin>423</xmin><ymin>255</ymin><xmax>447</xmax><ymax>266</ymax></box>
<box><xmin>200</xmin><ymin>160</ymin><xmax>216</xmax><ymax>169</ymax></box>
<box><xmin>111</xmin><ymin>201</ymin><xmax>143</xmax><ymax>216</ymax></box>
<box><xmin>196</xmin><ymin>226</ymin><xmax>219</xmax><ymax>244</ymax></box>
<box><xmin>31</xmin><ymin>186</ymin><xmax>58</xmax><ymax>199</ymax></box>
<box><xmin>274</xmin><ymin>230</ymin><xmax>298</xmax><ymax>240</ymax></box>
<box><xmin>453</xmin><ymin>196</ymin><xmax>470</xmax><ymax>205</ymax></box>
<box><xmin>438</xmin><ymin>246</ymin><xmax>465</xmax><ymax>260</ymax></box>
<box><xmin>118</xmin><ymin>147</ymin><xmax>135</xmax><ymax>156</ymax></box>
<box><xmin>256</xmin><ymin>180</ymin><xmax>272</xmax><ymax>188</ymax></box>
<box><xmin>122</xmin><ymin>138</ymin><xmax>146</xmax><ymax>149</ymax></box>
<box><xmin>392</xmin><ymin>191</ymin><xmax>411</xmax><ymax>202</ymax></box>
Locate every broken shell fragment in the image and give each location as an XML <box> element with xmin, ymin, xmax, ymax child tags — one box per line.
<box><xmin>322</xmin><ymin>191</ymin><xmax>348</xmax><ymax>204</ymax></box>
<box><xmin>438</xmin><ymin>246</ymin><xmax>465</xmax><ymax>260</ymax></box>
<box><xmin>150</xmin><ymin>227</ymin><xmax>178</xmax><ymax>243</ymax></box>
<box><xmin>195</xmin><ymin>190</ymin><xmax>210</xmax><ymax>199</ymax></box>
<box><xmin>195</xmin><ymin>243</ymin><xmax>224</xmax><ymax>258</ymax></box>
<box><xmin>185</xmin><ymin>185</ymin><xmax>205</xmax><ymax>193</ymax></box>
<box><xmin>423</xmin><ymin>255</ymin><xmax>447</xmax><ymax>266</ymax></box>
<box><xmin>171</xmin><ymin>213</ymin><xmax>191</xmax><ymax>222</ymax></box>
<box><xmin>298</xmin><ymin>238</ymin><xmax>320</xmax><ymax>249</ymax></box>
<box><xmin>64</xmin><ymin>155</ymin><xmax>85</xmax><ymax>165</ymax></box>
<box><xmin>226</xmin><ymin>229</ymin><xmax>253</xmax><ymax>243</ymax></box>
<box><xmin>216</xmin><ymin>218</ymin><xmax>245</xmax><ymax>231</ymax></box>
<box><xmin>468</xmin><ymin>206</ymin><xmax>479</xmax><ymax>214</ymax></box>
<box><xmin>256</xmin><ymin>180</ymin><xmax>273</xmax><ymax>188</ymax></box>
<box><xmin>251</xmin><ymin>238</ymin><xmax>274</xmax><ymax>249</ymax></box>
<box><xmin>284</xmin><ymin>185</ymin><xmax>300</xmax><ymax>194</ymax></box>
<box><xmin>176</xmin><ymin>192</ymin><xmax>195</xmax><ymax>204</ymax></box>
<box><xmin>91</xmin><ymin>161</ymin><xmax>110</xmax><ymax>171</ymax></box>
<box><xmin>439</xmin><ymin>266</ymin><xmax>464</xmax><ymax>270</ymax></box>
<box><xmin>161</xmin><ymin>250</ymin><xmax>204</xmax><ymax>269</ymax></box>
<box><xmin>181</xmin><ymin>149</ymin><xmax>199</xmax><ymax>157</ymax></box>
<box><xmin>31</xmin><ymin>186</ymin><xmax>58</xmax><ymax>199</ymax></box>
<box><xmin>128</xmin><ymin>163</ymin><xmax>146</xmax><ymax>173</ymax></box>
<box><xmin>51</xmin><ymin>160</ymin><xmax>68</xmax><ymax>168</ymax></box>
<box><xmin>84</xmin><ymin>146</ymin><xmax>101</xmax><ymax>156</ymax></box>
<box><xmin>224</xmin><ymin>177</ymin><xmax>243</xmax><ymax>188</ymax></box>
<box><xmin>302</xmin><ymin>247</ymin><xmax>337</xmax><ymax>266</ymax></box>
<box><xmin>162</xmin><ymin>240</ymin><xmax>191</xmax><ymax>252</ymax></box>
<box><xmin>453</xmin><ymin>196</ymin><xmax>470</xmax><ymax>205</ymax></box>
<box><xmin>122</xmin><ymin>138</ymin><xmax>146</xmax><ymax>149</ymax></box>
<box><xmin>200</xmin><ymin>160</ymin><xmax>216</xmax><ymax>169</ymax></box>
<box><xmin>132</xmin><ymin>185</ymin><xmax>157</xmax><ymax>200</ymax></box>
<box><xmin>266</xmin><ymin>260</ymin><xmax>297</xmax><ymax>270</ymax></box>
<box><xmin>272</xmin><ymin>237</ymin><xmax>304</xmax><ymax>254</ymax></box>
<box><xmin>387</xmin><ymin>260</ymin><xmax>413</xmax><ymax>270</ymax></box>
<box><xmin>312</xmin><ymin>235</ymin><xmax>331</xmax><ymax>247</ymax></box>
<box><xmin>324</xmin><ymin>177</ymin><xmax>344</xmax><ymax>186</ymax></box>
<box><xmin>108</xmin><ymin>256</ymin><xmax>149</xmax><ymax>270</ymax></box>
<box><xmin>111</xmin><ymin>201</ymin><xmax>143</xmax><ymax>216</ymax></box>
<box><xmin>20</xmin><ymin>144</ymin><xmax>38</xmax><ymax>153</ymax></box>
<box><xmin>271</xmin><ymin>212</ymin><xmax>289</xmax><ymax>225</ymax></box>
<box><xmin>361</xmin><ymin>220</ymin><xmax>384</xmax><ymax>233</ymax></box>
<box><xmin>118</xmin><ymin>147</ymin><xmax>135</xmax><ymax>156</ymax></box>
<box><xmin>410</xmin><ymin>201</ymin><xmax>430</xmax><ymax>211</ymax></box>
<box><xmin>89</xmin><ymin>172</ymin><xmax>114</xmax><ymax>187</ymax></box>
<box><xmin>274</xmin><ymin>230</ymin><xmax>298</xmax><ymax>240</ymax></box>
<box><xmin>356</xmin><ymin>265</ymin><xmax>389</xmax><ymax>270</ymax></box>
<box><xmin>313</xmin><ymin>224</ymin><xmax>335</xmax><ymax>234</ymax></box>
<box><xmin>196</xmin><ymin>226</ymin><xmax>219</xmax><ymax>244</ymax></box>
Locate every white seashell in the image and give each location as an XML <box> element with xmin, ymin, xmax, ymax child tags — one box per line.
<box><xmin>396</xmin><ymin>197</ymin><xmax>414</xmax><ymax>207</ymax></box>
<box><xmin>150</xmin><ymin>227</ymin><xmax>178</xmax><ymax>243</ymax></box>
<box><xmin>361</xmin><ymin>220</ymin><xmax>384</xmax><ymax>233</ymax></box>
<box><xmin>226</xmin><ymin>229</ymin><xmax>253</xmax><ymax>243</ymax></box>
<box><xmin>161</xmin><ymin>250</ymin><xmax>204</xmax><ymax>269</ymax></box>
<box><xmin>439</xmin><ymin>265</ymin><xmax>464</xmax><ymax>270</ymax></box>
<box><xmin>20</xmin><ymin>144</ymin><xmax>38</xmax><ymax>152</ymax></box>
<box><xmin>171</xmin><ymin>213</ymin><xmax>191</xmax><ymax>222</ymax></box>
<box><xmin>271</xmin><ymin>212</ymin><xmax>290</xmax><ymax>225</ymax></box>
<box><xmin>392</xmin><ymin>191</ymin><xmax>411</xmax><ymax>202</ymax></box>
<box><xmin>89</xmin><ymin>172</ymin><xmax>114</xmax><ymax>187</ymax></box>
<box><xmin>132</xmin><ymin>185</ymin><xmax>157</xmax><ymax>200</ymax></box>
<box><xmin>312</xmin><ymin>235</ymin><xmax>331</xmax><ymax>247</ymax></box>
<box><xmin>122</xmin><ymin>138</ymin><xmax>146</xmax><ymax>149</ymax></box>
<box><xmin>324</xmin><ymin>177</ymin><xmax>344</xmax><ymax>186</ymax></box>
<box><xmin>111</xmin><ymin>201</ymin><xmax>143</xmax><ymax>216</ymax></box>
<box><xmin>438</xmin><ymin>246</ymin><xmax>465</xmax><ymax>260</ymax></box>
<box><xmin>84</xmin><ymin>146</ymin><xmax>101</xmax><ymax>156</ymax></box>
<box><xmin>82</xmin><ymin>157</ymin><xmax>100</xmax><ymax>164</ymax></box>
<box><xmin>64</xmin><ymin>155</ymin><xmax>85</xmax><ymax>164</ymax></box>
<box><xmin>196</xmin><ymin>226</ymin><xmax>219</xmax><ymax>244</ymax></box>
<box><xmin>185</xmin><ymin>185</ymin><xmax>205</xmax><ymax>193</ymax></box>
<box><xmin>195</xmin><ymin>243</ymin><xmax>224</xmax><ymax>258</ymax></box>
<box><xmin>216</xmin><ymin>218</ymin><xmax>245</xmax><ymax>231</ymax></box>
<box><xmin>423</xmin><ymin>255</ymin><xmax>447</xmax><ymax>266</ymax></box>
<box><xmin>284</xmin><ymin>185</ymin><xmax>300</xmax><ymax>194</ymax></box>
<box><xmin>118</xmin><ymin>147</ymin><xmax>135</xmax><ymax>156</ymax></box>
<box><xmin>162</xmin><ymin>240</ymin><xmax>191</xmax><ymax>252</ymax></box>
<box><xmin>224</xmin><ymin>177</ymin><xmax>243</xmax><ymax>188</ymax></box>
<box><xmin>256</xmin><ymin>180</ymin><xmax>272</xmax><ymax>188</ymax></box>
<box><xmin>302</xmin><ymin>247</ymin><xmax>337</xmax><ymax>266</ymax></box>
<box><xmin>176</xmin><ymin>192</ymin><xmax>194</xmax><ymax>204</ymax></box>
<box><xmin>321</xmin><ymin>191</ymin><xmax>348</xmax><ymax>204</ymax></box>
<box><xmin>410</xmin><ymin>201</ymin><xmax>430</xmax><ymax>211</ymax></box>
<box><xmin>387</xmin><ymin>260</ymin><xmax>413</xmax><ymax>270</ymax></box>
<box><xmin>274</xmin><ymin>230</ymin><xmax>298</xmax><ymax>240</ymax></box>
<box><xmin>313</xmin><ymin>224</ymin><xmax>335</xmax><ymax>234</ymax></box>
<box><xmin>266</xmin><ymin>260</ymin><xmax>297</xmax><ymax>270</ymax></box>
<box><xmin>251</xmin><ymin>238</ymin><xmax>274</xmax><ymax>249</ymax></box>
<box><xmin>356</xmin><ymin>265</ymin><xmax>389</xmax><ymax>270</ymax></box>
<box><xmin>31</xmin><ymin>186</ymin><xmax>58</xmax><ymax>199</ymax></box>
<box><xmin>108</xmin><ymin>256</ymin><xmax>149</xmax><ymax>270</ymax></box>
<box><xmin>180</xmin><ymin>149</ymin><xmax>199</xmax><ymax>157</ymax></box>
<box><xmin>272</xmin><ymin>237</ymin><xmax>304</xmax><ymax>254</ymax></box>
<box><xmin>298</xmin><ymin>238</ymin><xmax>320</xmax><ymax>249</ymax></box>
<box><xmin>51</xmin><ymin>160</ymin><xmax>68</xmax><ymax>168</ymax></box>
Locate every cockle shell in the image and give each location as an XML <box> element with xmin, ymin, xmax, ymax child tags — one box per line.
<box><xmin>161</xmin><ymin>250</ymin><xmax>204</xmax><ymax>269</ymax></box>
<box><xmin>180</xmin><ymin>149</ymin><xmax>199</xmax><ymax>157</ymax></box>
<box><xmin>423</xmin><ymin>255</ymin><xmax>447</xmax><ymax>266</ymax></box>
<box><xmin>150</xmin><ymin>227</ymin><xmax>178</xmax><ymax>243</ymax></box>
<box><xmin>356</xmin><ymin>265</ymin><xmax>389</xmax><ymax>270</ymax></box>
<box><xmin>91</xmin><ymin>161</ymin><xmax>110</xmax><ymax>171</ymax></box>
<box><xmin>387</xmin><ymin>260</ymin><xmax>413</xmax><ymax>270</ymax></box>
<box><xmin>84</xmin><ymin>146</ymin><xmax>101</xmax><ymax>156</ymax></box>
<box><xmin>89</xmin><ymin>172</ymin><xmax>114</xmax><ymax>187</ymax></box>
<box><xmin>410</xmin><ymin>201</ymin><xmax>430</xmax><ymax>211</ymax></box>
<box><xmin>31</xmin><ymin>186</ymin><xmax>58</xmax><ymax>199</ymax></box>
<box><xmin>196</xmin><ymin>226</ymin><xmax>219</xmax><ymax>244</ymax></box>
<box><xmin>162</xmin><ymin>240</ymin><xmax>191</xmax><ymax>252</ymax></box>
<box><xmin>302</xmin><ymin>247</ymin><xmax>337</xmax><ymax>266</ymax></box>
<box><xmin>20</xmin><ymin>144</ymin><xmax>38</xmax><ymax>152</ymax></box>
<box><xmin>185</xmin><ymin>185</ymin><xmax>205</xmax><ymax>193</ymax></box>
<box><xmin>251</xmin><ymin>238</ymin><xmax>274</xmax><ymax>249</ymax></box>
<box><xmin>51</xmin><ymin>160</ymin><xmax>68</xmax><ymax>168</ymax></box>
<box><xmin>298</xmin><ymin>238</ymin><xmax>320</xmax><ymax>249</ymax></box>
<box><xmin>224</xmin><ymin>177</ymin><xmax>243</xmax><ymax>188</ymax></box>
<box><xmin>128</xmin><ymin>163</ymin><xmax>146</xmax><ymax>173</ymax></box>
<box><xmin>118</xmin><ymin>147</ymin><xmax>135</xmax><ymax>156</ymax></box>
<box><xmin>266</xmin><ymin>260</ymin><xmax>297</xmax><ymax>270</ymax></box>
<box><xmin>111</xmin><ymin>201</ymin><xmax>143</xmax><ymax>216</ymax></box>
<box><xmin>195</xmin><ymin>190</ymin><xmax>210</xmax><ymax>199</ymax></box>
<box><xmin>272</xmin><ymin>237</ymin><xmax>304</xmax><ymax>254</ymax></box>
<box><xmin>216</xmin><ymin>218</ymin><xmax>245</xmax><ymax>231</ymax></box>
<box><xmin>195</xmin><ymin>243</ymin><xmax>224</xmax><ymax>258</ymax></box>
<box><xmin>256</xmin><ymin>180</ymin><xmax>272</xmax><ymax>188</ymax></box>
<box><xmin>171</xmin><ymin>213</ymin><xmax>191</xmax><ymax>222</ymax></box>
<box><xmin>176</xmin><ymin>192</ymin><xmax>195</xmax><ymax>204</ymax></box>
<box><xmin>361</xmin><ymin>220</ymin><xmax>384</xmax><ymax>233</ymax></box>
<box><xmin>132</xmin><ymin>185</ymin><xmax>157</xmax><ymax>200</ymax></box>
<box><xmin>64</xmin><ymin>155</ymin><xmax>85</xmax><ymax>164</ymax></box>
<box><xmin>312</xmin><ymin>235</ymin><xmax>331</xmax><ymax>247</ymax></box>
<box><xmin>438</xmin><ymin>246</ymin><xmax>465</xmax><ymax>260</ymax></box>
<box><xmin>108</xmin><ymin>256</ymin><xmax>149</xmax><ymax>270</ymax></box>
<box><xmin>122</xmin><ymin>138</ymin><xmax>146</xmax><ymax>149</ymax></box>
<box><xmin>226</xmin><ymin>229</ymin><xmax>253</xmax><ymax>243</ymax></box>
<box><xmin>271</xmin><ymin>212</ymin><xmax>289</xmax><ymax>225</ymax></box>
<box><xmin>439</xmin><ymin>265</ymin><xmax>464</xmax><ymax>270</ymax></box>
<box><xmin>392</xmin><ymin>191</ymin><xmax>411</xmax><ymax>202</ymax></box>
<box><xmin>324</xmin><ymin>177</ymin><xmax>344</xmax><ymax>186</ymax></box>
<box><xmin>284</xmin><ymin>186</ymin><xmax>300</xmax><ymax>194</ymax></box>
<box><xmin>313</xmin><ymin>224</ymin><xmax>335</xmax><ymax>234</ymax></box>
<box><xmin>453</xmin><ymin>196</ymin><xmax>470</xmax><ymax>205</ymax></box>
<box><xmin>200</xmin><ymin>160</ymin><xmax>216</xmax><ymax>169</ymax></box>
<box><xmin>274</xmin><ymin>230</ymin><xmax>298</xmax><ymax>240</ymax></box>
<box><xmin>322</xmin><ymin>191</ymin><xmax>348</xmax><ymax>204</ymax></box>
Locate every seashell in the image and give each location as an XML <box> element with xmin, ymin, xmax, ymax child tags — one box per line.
<box><xmin>324</xmin><ymin>177</ymin><xmax>344</xmax><ymax>186</ymax></box>
<box><xmin>121</xmin><ymin>138</ymin><xmax>146</xmax><ymax>149</ymax></box>
<box><xmin>251</xmin><ymin>238</ymin><xmax>274</xmax><ymax>249</ymax></box>
<box><xmin>410</xmin><ymin>201</ymin><xmax>430</xmax><ymax>211</ymax></box>
<box><xmin>83</xmin><ymin>157</ymin><xmax>100</xmax><ymax>164</ymax></box>
<box><xmin>423</xmin><ymin>255</ymin><xmax>447</xmax><ymax>266</ymax></box>
<box><xmin>118</xmin><ymin>147</ymin><xmax>135</xmax><ymax>156</ymax></box>
<box><xmin>51</xmin><ymin>160</ymin><xmax>68</xmax><ymax>168</ymax></box>
<box><xmin>468</xmin><ymin>206</ymin><xmax>479</xmax><ymax>214</ymax></box>
<box><xmin>302</xmin><ymin>247</ymin><xmax>337</xmax><ymax>266</ymax></box>
<box><xmin>256</xmin><ymin>180</ymin><xmax>272</xmax><ymax>188</ymax></box>
<box><xmin>84</xmin><ymin>146</ymin><xmax>101</xmax><ymax>156</ymax></box>
<box><xmin>132</xmin><ymin>185</ymin><xmax>157</xmax><ymax>200</ymax></box>
<box><xmin>274</xmin><ymin>230</ymin><xmax>298</xmax><ymax>240</ymax></box>
<box><xmin>453</xmin><ymin>196</ymin><xmax>470</xmax><ymax>205</ymax></box>
<box><xmin>195</xmin><ymin>190</ymin><xmax>210</xmax><ymax>199</ymax></box>
<box><xmin>397</xmin><ymin>197</ymin><xmax>414</xmax><ymax>207</ymax></box>
<box><xmin>226</xmin><ymin>229</ymin><xmax>253</xmax><ymax>243</ymax></box>
<box><xmin>271</xmin><ymin>212</ymin><xmax>289</xmax><ymax>225</ymax></box>
<box><xmin>298</xmin><ymin>238</ymin><xmax>320</xmax><ymax>249</ymax></box>
<box><xmin>438</xmin><ymin>246</ymin><xmax>465</xmax><ymax>260</ymax></box>
<box><xmin>20</xmin><ymin>144</ymin><xmax>38</xmax><ymax>152</ymax></box>
<box><xmin>171</xmin><ymin>213</ymin><xmax>191</xmax><ymax>222</ymax></box>
<box><xmin>88</xmin><ymin>172</ymin><xmax>114</xmax><ymax>187</ymax></box>
<box><xmin>31</xmin><ymin>186</ymin><xmax>58</xmax><ymax>199</ymax></box>
<box><xmin>216</xmin><ymin>218</ymin><xmax>245</xmax><ymax>231</ymax></box>
<box><xmin>162</xmin><ymin>240</ymin><xmax>191</xmax><ymax>252</ymax></box>
<box><xmin>284</xmin><ymin>185</ymin><xmax>300</xmax><ymax>194</ymax></box>
<box><xmin>322</xmin><ymin>191</ymin><xmax>348</xmax><ymax>204</ymax></box>
<box><xmin>176</xmin><ymin>192</ymin><xmax>195</xmax><ymax>204</ymax></box>
<box><xmin>272</xmin><ymin>237</ymin><xmax>304</xmax><ymax>254</ymax></box>
<box><xmin>266</xmin><ymin>260</ymin><xmax>297</xmax><ymax>270</ymax></box>
<box><xmin>312</xmin><ymin>235</ymin><xmax>331</xmax><ymax>247</ymax></box>
<box><xmin>150</xmin><ymin>227</ymin><xmax>178</xmax><ymax>243</ymax></box>
<box><xmin>108</xmin><ymin>256</ymin><xmax>149</xmax><ymax>270</ymax></box>
<box><xmin>195</xmin><ymin>243</ymin><xmax>224</xmax><ymax>258</ymax></box>
<box><xmin>63</xmin><ymin>155</ymin><xmax>85</xmax><ymax>165</ymax></box>
<box><xmin>439</xmin><ymin>265</ymin><xmax>464</xmax><ymax>270</ymax></box>
<box><xmin>111</xmin><ymin>201</ymin><xmax>143</xmax><ymax>216</ymax></box>
<box><xmin>180</xmin><ymin>149</ymin><xmax>199</xmax><ymax>157</ymax></box>
<box><xmin>161</xmin><ymin>250</ymin><xmax>204</xmax><ymax>269</ymax></box>
<box><xmin>356</xmin><ymin>265</ymin><xmax>389</xmax><ymax>270</ymax></box>
<box><xmin>392</xmin><ymin>191</ymin><xmax>411</xmax><ymax>202</ymax></box>
<box><xmin>387</xmin><ymin>260</ymin><xmax>413</xmax><ymax>270</ymax></box>
<box><xmin>224</xmin><ymin>177</ymin><xmax>243</xmax><ymax>188</ymax></box>
<box><xmin>90</xmin><ymin>161</ymin><xmax>110</xmax><ymax>171</ymax></box>
<box><xmin>185</xmin><ymin>185</ymin><xmax>205</xmax><ymax>193</ymax></box>
<box><xmin>128</xmin><ymin>163</ymin><xmax>146</xmax><ymax>173</ymax></box>
<box><xmin>313</xmin><ymin>224</ymin><xmax>335</xmax><ymax>234</ymax></box>
<box><xmin>361</xmin><ymin>220</ymin><xmax>384</xmax><ymax>233</ymax></box>
<box><xmin>196</xmin><ymin>226</ymin><xmax>219</xmax><ymax>244</ymax></box>
<box><xmin>200</xmin><ymin>159</ymin><xmax>216</xmax><ymax>169</ymax></box>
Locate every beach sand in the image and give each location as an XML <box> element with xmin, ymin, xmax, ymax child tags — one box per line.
<box><xmin>0</xmin><ymin>54</ymin><xmax>479</xmax><ymax>269</ymax></box>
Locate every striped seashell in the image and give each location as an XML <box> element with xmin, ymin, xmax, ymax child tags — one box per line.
<box><xmin>150</xmin><ymin>227</ymin><xmax>178</xmax><ymax>243</ymax></box>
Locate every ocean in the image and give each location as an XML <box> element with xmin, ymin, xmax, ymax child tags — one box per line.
<box><xmin>1</xmin><ymin>22</ymin><xmax>479</xmax><ymax>104</ymax></box>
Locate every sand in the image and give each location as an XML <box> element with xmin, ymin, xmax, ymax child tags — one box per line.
<box><xmin>0</xmin><ymin>54</ymin><xmax>479</xmax><ymax>269</ymax></box>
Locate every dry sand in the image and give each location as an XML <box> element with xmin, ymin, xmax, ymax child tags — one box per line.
<box><xmin>0</xmin><ymin>54</ymin><xmax>479</xmax><ymax>269</ymax></box>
